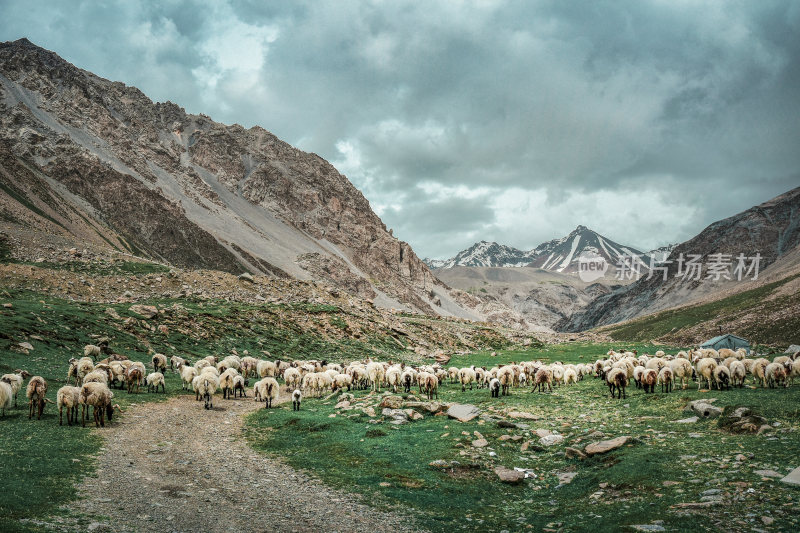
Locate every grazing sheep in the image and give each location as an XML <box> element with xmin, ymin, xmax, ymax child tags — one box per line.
<box><xmin>0</xmin><ymin>381</ymin><xmax>12</xmax><ymax>417</ymax></box>
<box><xmin>26</xmin><ymin>376</ymin><xmax>48</xmax><ymax>420</ymax></box>
<box><xmin>76</xmin><ymin>357</ymin><xmax>95</xmax><ymax>385</ymax></box>
<box><xmin>713</xmin><ymin>365</ymin><xmax>731</xmax><ymax>391</ymax></box>
<box><xmin>83</xmin><ymin>344</ymin><xmax>102</xmax><ymax>361</ymax></box>
<box><xmin>751</xmin><ymin>358</ymin><xmax>770</xmax><ymax>387</ymax></box>
<box><xmin>658</xmin><ymin>367</ymin><xmax>674</xmax><ymax>393</ymax></box>
<box><xmin>108</xmin><ymin>361</ymin><xmax>126</xmax><ymax>389</ymax></box>
<box><xmin>219</xmin><ymin>368</ymin><xmax>240</xmax><ymax>400</ymax></box>
<box><xmin>232</xmin><ymin>375</ymin><xmax>247</xmax><ymax>398</ymax></box>
<box><xmin>195</xmin><ymin>376</ymin><xmax>219</xmax><ymax>409</ymax></box>
<box><xmin>125</xmin><ymin>366</ymin><xmax>144</xmax><ymax>394</ymax></box>
<box><xmin>255</xmin><ymin>377</ymin><xmax>279</xmax><ymax>407</ymax></box>
<box><xmin>497</xmin><ymin>366</ymin><xmax>514</xmax><ymax>396</ymax></box>
<box><xmin>669</xmin><ymin>358</ymin><xmax>693</xmax><ymax>390</ymax></box>
<box><xmin>606</xmin><ymin>368</ymin><xmax>628</xmax><ymax>399</ymax></box>
<box><xmin>366</xmin><ymin>361</ymin><xmax>385</xmax><ymax>392</ymax></box>
<box><xmin>459</xmin><ymin>367</ymin><xmax>476</xmax><ymax>392</ymax></box>
<box><xmin>145</xmin><ymin>372</ymin><xmax>166</xmax><ymax>393</ymax></box>
<box><xmin>80</xmin><ymin>382</ymin><xmax>121</xmax><ymax>427</ymax></box>
<box><xmin>332</xmin><ymin>373</ymin><xmax>353</xmax><ymax>393</ymax></box>
<box><xmin>422</xmin><ymin>373</ymin><xmax>439</xmax><ymax>400</ymax></box>
<box><xmin>179</xmin><ymin>364</ymin><xmax>198</xmax><ymax>390</ymax></box>
<box><xmin>1</xmin><ymin>369</ymin><xmax>30</xmax><ymax>407</ymax></box>
<box><xmin>641</xmin><ymin>368</ymin><xmax>658</xmax><ymax>394</ymax></box>
<box><xmin>386</xmin><ymin>367</ymin><xmax>402</xmax><ymax>393</ymax></box>
<box><xmin>56</xmin><ymin>385</ymin><xmax>81</xmax><ymax>425</ymax></box>
<box><xmin>292</xmin><ymin>389</ymin><xmax>302</xmax><ymax>411</ymax></box>
<box><xmin>151</xmin><ymin>353</ymin><xmax>168</xmax><ymax>374</ymax></box>
<box><xmin>533</xmin><ymin>367</ymin><xmax>553</xmax><ymax>393</ymax></box>
<box><xmin>257</xmin><ymin>360</ymin><xmax>278</xmax><ymax>378</ymax></box>
<box><xmin>82</xmin><ymin>369</ymin><xmax>109</xmax><ymax>385</ymax></box>
<box><xmin>790</xmin><ymin>359</ymin><xmax>800</xmax><ymax>386</ymax></box>
<box><xmin>489</xmin><ymin>378</ymin><xmax>500</xmax><ymax>398</ymax></box>
<box><xmin>563</xmin><ymin>367</ymin><xmax>578</xmax><ymax>385</ymax></box>
<box><xmin>284</xmin><ymin>367</ymin><xmax>302</xmax><ymax>390</ymax></box>
<box><xmin>401</xmin><ymin>369</ymin><xmax>415</xmax><ymax>394</ymax></box>
<box><xmin>729</xmin><ymin>360</ymin><xmax>747</xmax><ymax>388</ymax></box>
<box><xmin>170</xmin><ymin>355</ymin><xmax>186</xmax><ymax>372</ymax></box>
<box><xmin>765</xmin><ymin>362</ymin><xmax>788</xmax><ymax>388</ymax></box>
<box><xmin>696</xmin><ymin>358</ymin><xmax>718</xmax><ymax>390</ymax></box>
<box><xmin>633</xmin><ymin>366</ymin><xmax>645</xmax><ymax>389</ymax></box>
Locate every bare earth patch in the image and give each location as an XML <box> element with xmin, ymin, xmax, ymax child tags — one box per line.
<box><xmin>70</xmin><ymin>393</ymin><xmax>421</xmax><ymax>532</ymax></box>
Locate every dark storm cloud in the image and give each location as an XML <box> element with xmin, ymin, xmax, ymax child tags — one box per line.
<box><xmin>1</xmin><ymin>0</ymin><xmax>798</xmax><ymax>258</ymax></box>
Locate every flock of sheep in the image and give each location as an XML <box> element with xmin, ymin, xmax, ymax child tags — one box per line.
<box><xmin>597</xmin><ymin>347</ymin><xmax>800</xmax><ymax>399</ymax></box>
<box><xmin>2</xmin><ymin>342</ymin><xmax>798</xmax><ymax>428</ymax></box>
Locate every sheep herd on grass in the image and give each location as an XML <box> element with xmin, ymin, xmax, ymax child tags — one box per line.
<box><xmin>596</xmin><ymin>347</ymin><xmax>800</xmax><ymax>399</ymax></box>
<box><xmin>2</xmin><ymin>341</ymin><xmax>798</xmax><ymax>429</ymax></box>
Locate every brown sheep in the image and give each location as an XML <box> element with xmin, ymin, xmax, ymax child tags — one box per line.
<box><xmin>26</xmin><ymin>376</ymin><xmax>49</xmax><ymax>420</ymax></box>
<box><xmin>533</xmin><ymin>368</ymin><xmax>553</xmax><ymax>393</ymax></box>
<box><xmin>641</xmin><ymin>368</ymin><xmax>658</xmax><ymax>394</ymax></box>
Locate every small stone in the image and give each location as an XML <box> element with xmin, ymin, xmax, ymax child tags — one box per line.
<box><xmin>735</xmin><ymin>454</ymin><xmax>747</xmax><ymax>462</ymax></box>
<box><xmin>429</xmin><ymin>460</ymin><xmax>450</xmax><ymax>468</ymax></box>
<box><xmin>2</xmin><ymin>303</ymin><xmax>12</xmax><ymax>308</ymax></box>
<box><xmin>499</xmin><ymin>434</ymin><xmax>512</xmax><ymax>441</ymax></box>
<box><xmin>539</xmin><ymin>434</ymin><xmax>564</xmax><ymax>446</ymax></box>
<box><xmin>754</xmin><ymin>469</ymin><xmax>782</xmax><ymax>478</ymax></box>
<box><xmin>447</xmin><ymin>404</ymin><xmax>480</xmax><ymax>422</ymax></box>
<box><xmin>675</xmin><ymin>416</ymin><xmax>699</xmax><ymax>424</ymax></box>
<box><xmin>535</xmin><ymin>428</ymin><xmax>552</xmax><ymax>438</ymax></box>
<box><xmin>129</xmin><ymin>304</ymin><xmax>158</xmax><ymax>319</ymax></box>
<box><xmin>472</xmin><ymin>438</ymin><xmax>489</xmax><ymax>448</ymax></box>
<box><xmin>18</xmin><ymin>342</ymin><xmax>34</xmax><ymax>351</ymax></box>
<box><xmin>565</xmin><ymin>447</ymin><xmax>587</xmax><ymax>460</ymax></box>
<box><xmin>630</xmin><ymin>525</ymin><xmax>665</xmax><ymax>532</ymax></box>
<box><xmin>585</xmin><ymin>436</ymin><xmax>630</xmax><ymax>456</ymax></box>
<box><xmin>494</xmin><ymin>466</ymin><xmax>524</xmax><ymax>484</ymax></box>
<box><xmin>508</xmin><ymin>411</ymin><xmax>538</xmax><ymax>420</ymax></box>
<box><xmin>556</xmin><ymin>471</ymin><xmax>577</xmax><ymax>485</ymax></box>
<box><xmin>520</xmin><ymin>441</ymin><xmax>530</xmax><ymax>452</ymax></box>
<box><xmin>498</xmin><ymin>420</ymin><xmax>517</xmax><ymax>429</ymax></box>
<box><xmin>761</xmin><ymin>516</ymin><xmax>774</xmax><ymax>526</ymax></box>
<box><xmin>379</xmin><ymin>481</ymin><xmax>391</xmax><ymax>487</ymax></box>
<box><xmin>238</xmin><ymin>272</ymin><xmax>255</xmax><ymax>282</ymax></box>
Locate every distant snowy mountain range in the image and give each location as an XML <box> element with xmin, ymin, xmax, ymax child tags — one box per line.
<box><xmin>424</xmin><ymin>226</ymin><xmax>677</xmax><ymax>274</ymax></box>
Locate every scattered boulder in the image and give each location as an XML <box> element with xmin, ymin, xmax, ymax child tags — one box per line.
<box><xmin>18</xmin><ymin>341</ymin><xmax>34</xmax><ymax>351</ymax></box>
<box><xmin>556</xmin><ymin>471</ymin><xmax>577</xmax><ymax>485</ymax></box>
<box><xmin>754</xmin><ymin>469</ymin><xmax>783</xmax><ymax>478</ymax></box>
<box><xmin>675</xmin><ymin>416</ymin><xmax>699</xmax><ymax>424</ymax></box>
<box><xmin>539</xmin><ymin>434</ymin><xmax>564</xmax><ymax>446</ymax></box>
<box><xmin>565</xmin><ymin>447</ymin><xmax>587</xmax><ymax>460</ymax></box>
<box><xmin>447</xmin><ymin>404</ymin><xmax>480</xmax><ymax>422</ymax></box>
<box><xmin>584</xmin><ymin>436</ymin><xmax>630</xmax><ymax>456</ymax></box>
<box><xmin>379</xmin><ymin>396</ymin><xmax>403</xmax><ymax>409</ymax></box>
<box><xmin>381</xmin><ymin>408</ymin><xmax>408</xmax><ymax>424</ymax></box>
<box><xmin>472</xmin><ymin>438</ymin><xmax>489</xmax><ymax>448</ymax></box>
<box><xmin>630</xmin><ymin>525</ymin><xmax>666</xmax><ymax>532</ymax></box>
<box><xmin>717</xmin><ymin>406</ymin><xmax>770</xmax><ymax>434</ymax></box>
<box><xmin>497</xmin><ymin>420</ymin><xmax>518</xmax><ymax>429</ymax></box>
<box><xmin>535</xmin><ymin>428</ymin><xmax>552</xmax><ymax>438</ymax></box>
<box><xmin>780</xmin><ymin>466</ymin><xmax>800</xmax><ymax>486</ymax></box>
<box><xmin>238</xmin><ymin>272</ymin><xmax>254</xmax><ymax>283</ymax></box>
<box><xmin>129</xmin><ymin>304</ymin><xmax>158</xmax><ymax>319</ymax></box>
<box><xmin>688</xmin><ymin>400</ymin><xmax>722</xmax><ymax>419</ymax></box>
<box><xmin>494</xmin><ymin>466</ymin><xmax>524</xmax><ymax>484</ymax></box>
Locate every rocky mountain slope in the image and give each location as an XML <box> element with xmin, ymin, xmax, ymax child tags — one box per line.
<box><xmin>562</xmin><ymin>186</ymin><xmax>800</xmax><ymax>332</ymax></box>
<box><xmin>0</xmin><ymin>38</ymin><xmax>486</xmax><ymax>321</ymax></box>
<box><xmin>434</xmin><ymin>265</ymin><xmax>619</xmax><ymax>332</ymax></box>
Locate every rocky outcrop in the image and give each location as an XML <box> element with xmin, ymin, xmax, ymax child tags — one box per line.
<box><xmin>0</xmin><ymin>38</ymin><xmax>468</xmax><ymax>317</ymax></box>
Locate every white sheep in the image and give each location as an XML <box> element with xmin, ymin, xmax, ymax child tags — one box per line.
<box><xmin>751</xmin><ymin>358</ymin><xmax>770</xmax><ymax>387</ymax></box>
<box><xmin>1</xmin><ymin>369</ymin><xmax>30</xmax><ymax>407</ymax></box>
<box><xmin>83</xmin><ymin>344</ymin><xmax>102</xmax><ymax>360</ymax></box>
<box><xmin>366</xmin><ymin>361</ymin><xmax>385</xmax><ymax>392</ymax></box>
<box><xmin>0</xmin><ymin>381</ymin><xmax>12</xmax><ymax>417</ymax></box>
<box><xmin>194</xmin><ymin>375</ymin><xmax>219</xmax><ymax>409</ymax></box>
<box><xmin>489</xmin><ymin>377</ymin><xmax>500</xmax><ymax>398</ymax></box>
<box><xmin>151</xmin><ymin>353</ymin><xmax>168</xmax><ymax>374</ymax></box>
<box><xmin>459</xmin><ymin>367</ymin><xmax>476</xmax><ymax>392</ymax></box>
<box><xmin>713</xmin><ymin>365</ymin><xmax>731</xmax><ymax>390</ymax></box>
<box><xmin>292</xmin><ymin>389</ymin><xmax>302</xmax><ymax>411</ymax></box>
<box><xmin>386</xmin><ymin>367</ymin><xmax>402</xmax><ymax>393</ymax></box>
<box><xmin>284</xmin><ymin>367</ymin><xmax>302</xmax><ymax>390</ymax></box>
<box><xmin>179</xmin><ymin>364</ymin><xmax>198</xmax><ymax>390</ymax></box>
<box><xmin>729</xmin><ymin>360</ymin><xmax>746</xmax><ymax>388</ymax></box>
<box><xmin>657</xmin><ymin>367</ymin><xmax>674</xmax><ymax>393</ymax></box>
<box><xmin>765</xmin><ymin>362</ymin><xmax>788</xmax><ymax>388</ymax></box>
<box><xmin>76</xmin><ymin>357</ymin><xmax>95</xmax><ymax>385</ymax></box>
<box><xmin>146</xmin><ymin>372</ymin><xmax>166</xmax><ymax>393</ymax></box>
<box><xmin>696</xmin><ymin>358</ymin><xmax>718</xmax><ymax>390</ymax></box>
<box><xmin>563</xmin><ymin>367</ymin><xmax>578</xmax><ymax>385</ymax></box>
<box><xmin>170</xmin><ymin>355</ymin><xmax>186</xmax><ymax>372</ymax></box>
<box><xmin>332</xmin><ymin>373</ymin><xmax>353</xmax><ymax>393</ymax></box>
<box><xmin>254</xmin><ymin>377</ymin><xmax>279</xmax><ymax>407</ymax></box>
<box><xmin>56</xmin><ymin>385</ymin><xmax>81</xmax><ymax>425</ymax></box>
<box><xmin>219</xmin><ymin>368</ymin><xmax>240</xmax><ymax>400</ymax></box>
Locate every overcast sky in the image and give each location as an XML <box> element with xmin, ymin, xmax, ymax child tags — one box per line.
<box><xmin>2</xmin><ymin>1</ymin><xmax>799</xmax><ymax>259</ymax></box>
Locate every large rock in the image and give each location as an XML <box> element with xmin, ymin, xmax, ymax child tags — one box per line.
<box><xmin>494</xmin><ymin>466</ymin><xmax>524</xmax><ymax>484</ymax></box>
<box><xmin>379</xmin><ymin>396</ymin><xmax>404</xmax><ymax>409</ymax></box>
<box><xmin>780</xmin><ymin>466</ymin><xmax>800</xmax><ymax>486</ymax></box>
<box><xmin>447</xmin><ymin>404</ymin><xmax>480</xmax><ymax>422</ymax></box>
<box><xmin>689</xmin><ymin>401</ymin><xmax>723</xmax><ymax>419</ymax></box>
<box><xmin>585</xmin><ymin>436</ymin><xmax>630</xmax><ymax>456</ymax></box>
<box><xmin>129</xmin><ymin>304</ymin><xmax>159</xmax><ymax>319</ymax></box>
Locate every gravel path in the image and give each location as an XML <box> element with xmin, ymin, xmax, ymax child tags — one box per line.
<box><xmin>73</xmin><ymin>392</ymin><xmax>421</xmax><ymax>533</ymax></box>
